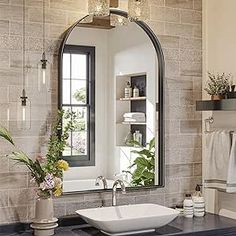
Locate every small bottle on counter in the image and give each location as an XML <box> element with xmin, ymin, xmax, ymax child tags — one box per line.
<box><xmin>183</xmin><ymin>194</ymin><xmax>194</xmax><ymax>218</ymax></box>
<box><xmin>125</xmin><ymin>81</ymin><xmax>132</xmax><ymax>98</ymax></box>
<box><xmin>133</xmin><ymin>130</ymin><xmax>142</xmax><ymax>147</ymax></box>
<box><xmin>192</xmin><ymin>185</ymin><xmax>205</xmax><ymax>217</ymax></box>
<box><xmin>133</xmin><ymin>86</ymin><xmax>139</xmax><ymax>97</ymax></box>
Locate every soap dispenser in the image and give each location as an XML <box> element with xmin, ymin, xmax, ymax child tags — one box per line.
<box><xmin>192</xmin><ymin>184</ymin><xmax>205</xmax><ymax>217</ymax></box>
<box><xmin>183</xmin><ymin>193</ymin><xmax>194</xmax><ymax>218</ymax></box>
<box><xmin>125</xmin><ymin>81</ymin><xmax>132</xmax><ymax>98</ymax></box>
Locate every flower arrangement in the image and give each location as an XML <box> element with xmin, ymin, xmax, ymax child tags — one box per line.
<box><xmin>0</xmin><ymin>110</ymin><xmax>76</xmax><ymax>198</ymax></box>
<box><xmin>204</xmin><ymin>72</ymin><xmax>231</xmax><ymax>97</ymax></box>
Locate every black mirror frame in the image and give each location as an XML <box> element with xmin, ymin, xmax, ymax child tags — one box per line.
<box><xmin>58</xmin><ymin>9</ymin><xmax>165</xmax><ymax>193</ymax></box>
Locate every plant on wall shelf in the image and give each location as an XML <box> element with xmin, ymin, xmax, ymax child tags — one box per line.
<box><xmin>204</xmin><ymin>72</ymin><xmax>231</xmax><ymax>100</ymax></box>
<box><xmin>123</xmin><ymin>138</ymin><xmax>155</xmax><ymax>187</ymax></box>
<box><xmin>0</xmin><ymin>110</ymin><xmax>76</xmax><ymax>198</ymax></box>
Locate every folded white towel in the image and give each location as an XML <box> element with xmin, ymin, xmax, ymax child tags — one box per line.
<box><xmin>123</xmin><ymin>112</ymin><xmax>145</xmax><ymax>119</ymax></box>
<box><xmin>124</xmin><ymin>117</ymin><xmax>145</xmax><ymax>122</ymax></box>
<box><xmin>227</xmin><ymin>133</ymin><xmax>236</xmax><ymax>193</ymax></box>
<box><xmin>204</xmin><ymin>130</ymin><xmax>232</xmax><ymax>192</ymax></box>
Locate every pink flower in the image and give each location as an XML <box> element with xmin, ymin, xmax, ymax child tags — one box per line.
<box><xmin>36</xmin><ymin>155</ymin><xmax>46</xmax><ymax>163</ymax></box>
<box><xmin>40</xmin><ymin>173</ymin><xmax>55</xmax><ymax>190</ymax></box>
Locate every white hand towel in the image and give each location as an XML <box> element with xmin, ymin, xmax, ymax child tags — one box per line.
<box><xmin>123</xmin><ymin>112</ymin><xmax>145</xmax><ymax>119</ymax></box>
<box><xmin>227</xmin><ymin>133</ymin><xmax>236</xmax><ymax>193</ymax></box>
<box><xmin>204</xmin><ymin>130</ymin><xmax>231</xmax><ymax>191</ymax></box>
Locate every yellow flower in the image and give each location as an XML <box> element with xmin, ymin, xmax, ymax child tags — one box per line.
<box><xmin>57</xmin><ymin>160</ymin><xmax>69</xmax><ymax>171</ymax></box>
<box><xmin>53</xmin><ymin>187</ymin><xmax>62</xmax><ymax>197</ymax></box>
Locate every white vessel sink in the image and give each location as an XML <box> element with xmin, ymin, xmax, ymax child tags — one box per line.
<box><xmin>76</xmin><ymin>204</ymin><xmax>179</xmax><ymax>235</ymax></box>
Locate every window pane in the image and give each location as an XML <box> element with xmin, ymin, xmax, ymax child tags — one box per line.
<box><xmin>71</xmin><ymin>54</ymin><xmax>87</xmax><ymax>79</ymax></box>
<box><xmin>62</xmin><ymin>106</ymin><xmax>72</xmax><ymax>156</ymax></box>
<box><xmin>63</xmin><ymin>53</ymin><xmax>70</xmax><ymax>79</ymax></box>
<box><xmin>71</xmin><ymin>80</ymin><xmax>87</xmax><ymax>104</ymax></box>
<box><xmin>63</xmin><ymin>79</ymin><xmax>70</xmax><ymax>104</ymax></box>
<box><xmin>73</xmin><ymin>107</ymin><xmax>87</xmax><ymax>132</ymax></box>
<box><xmin>72</xmin><ymin>132</ymin><xmax>87</xmax><ymax>156</ymax></box>
<box><xmin>72</xmin><ymin>107</ymin><xmax>88</xmax><ymax>156</ymax></box>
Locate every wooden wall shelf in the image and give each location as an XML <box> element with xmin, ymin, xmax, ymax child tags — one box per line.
<box><xmin>196</xmin><ymin>99</ymin><xmax>236</xmax><ymax>111</ymax></box>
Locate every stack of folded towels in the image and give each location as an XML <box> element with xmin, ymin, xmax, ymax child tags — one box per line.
<box><xmin>123</xmin><ymin>112</ymin><xmax>146</xmax><ymax>123</ymax></box>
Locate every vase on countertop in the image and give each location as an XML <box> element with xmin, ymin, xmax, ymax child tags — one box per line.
<box><xmin>211</xmin><ymin>95</ymin><xmax>224</xmax><ymax>100</ymax></box>
<box><xmin>30</xmin><ymin>197</ymin><xmax>58</xmax><ymax>236</ymax></box>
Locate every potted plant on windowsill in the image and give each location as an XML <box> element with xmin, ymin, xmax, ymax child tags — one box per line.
<box><xmin>0</xmin><ymin>110</ymin><xmax>76</xmax><ymax>236</ymax></box>
<box><xmin>204</xmin><ymin>72</ymin><xmax>231</xmax><ymax>100</ymax></box>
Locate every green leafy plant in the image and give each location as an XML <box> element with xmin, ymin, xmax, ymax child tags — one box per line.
<box><xmin>0</xmin><ymin>110</ymin><xmax>76</xmax><ymax>198</ymax></box>
<box><xmin>73</xmin><ymin>87</ymin><xmax>86</xmax><ymax>103</ymax></box>
<box><xmin>124</xmin><ymin>138</ymin><xmax>155</xmax><ymax>187</ymax></box>
<box><xmin>204</xmin><ymin>72</ymin><xmax>231</xmax><ymax>96</ymax></box>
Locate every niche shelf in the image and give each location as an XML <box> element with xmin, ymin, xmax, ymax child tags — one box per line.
<box><xmin>120</xmin><ymin>122</ymin><xmax>146</xmax><ymax>125</ymax></box>
<box><xmin>119</xmin><ymin>97</ymin><xmax>146</xmax><ymax>101</ymax></box>
<box><xmin>116</xmin><ymin>74</ymin><xmax>147</xmax><ymax>146</ymax></box>
<box><xmin>196</xmin><ymin>99</ymin><xmax>236</xmax><ymax>111</ymax></box>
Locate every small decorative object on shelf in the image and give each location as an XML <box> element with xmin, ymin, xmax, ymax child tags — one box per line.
<box><xmin>204</xmin><ymin>72</ymin><xmax>231</xmax><ymax>100</ymax></box>
<box><xmin>226</xmin><ymin>82</ymin><xmax>236</xmax><ymax>99</ymax></box>
<box><xmin>124</xmin><ymin>130</ymin><xmax>133</xmax><ymax>146</ymax></box>
<box><xmin>125</xmin><ymin>81</ymin><xmax>132</xmax><ymax>98</ymax></box>
<box><xmin>133</xmin><ymin>86</ymin><xmax>140</xmax><ymax>98</ymax></box>
<box><xmin>0</xmin><ymin>110</ymin><xmax>76</xmax><ymax>236</ymax></box>
<box><xmin>133</xmin><ymin>130</ymin><xmax>142</xmax><ymax>147</ymax></box>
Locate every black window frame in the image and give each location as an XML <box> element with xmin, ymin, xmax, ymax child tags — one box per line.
<box><xmin>59</xmin><ymin>45</ymin><xmax>95</xmax><ymax>167</ymax></box>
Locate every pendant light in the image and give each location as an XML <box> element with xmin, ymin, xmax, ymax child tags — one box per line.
<box><xmin>38</xmin><ymin>0</ymin><xmax>50</xmax><ymax>92</ymax></box>
<box><xmin>110</xmin><ymin>13</ymin><xmax>128</xmax><ymax>26</ymax></box>
<box><xmin>110</xmin><ymin>0</ymin><xmax>128</xmax><ymax>26</ymax></box>
<box><xmin>128</xmin><ymin>0</ymin><xmax>150</xmax><ymax>21</ymax></box>
<box><xmin>17</xmin><ymin>0</ymin><xmax>31</xmax><ymax>130</ymax></box>
<box><xmin>88</xmin><ymin>0</ymin><xmax>110</xmax><ymax>17</ymax></box>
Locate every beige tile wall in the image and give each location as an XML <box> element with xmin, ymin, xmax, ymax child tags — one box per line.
<box><xmin>0</xmin><ymin>0</ymin><xmax>202</xmax><ymax>224</ymax></box>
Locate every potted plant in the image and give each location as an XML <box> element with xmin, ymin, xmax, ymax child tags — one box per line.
<box><xmin>123</xmin><ymin>138</ymin><xmax>155</xmax><ymax>187</ymax></box>
<box><xmin>204</xmin><ymin>72</ymin><xmax>231</xmax><ymax>100</ymax></box>
<box><xmin>0</xmin><ymin>110</ymin><xmax>76</xmax><ymax>235</ymax></box>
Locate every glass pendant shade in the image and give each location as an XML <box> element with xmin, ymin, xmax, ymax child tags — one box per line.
<box><xmin>17</xmin><ymin>89</ymin><xmax>31</xmax><ymax>130</ymax></box>
<box><xmin>128</xmin><ymin>0</ymin><xmax>150</xmax><ymax>21</ymax></box>
<box><xmin>88</xmin><ymin>0</ymin><xmax>110</xmax><ymax>17</ymax></box>
<box><xmin>37</xmin><ymin>52</ymin><xmax>50</xmax><ymax>92</ymax></box>
<box><xmin>110</xmin><ymin>14</ymin><xmax>129</xmax><ymax>26</ymax></box>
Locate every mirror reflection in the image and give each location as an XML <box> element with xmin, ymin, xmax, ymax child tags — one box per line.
<box><xmin>60</xmin><ymin>12</ymin><xmax>160</xmax><ymax>193</ymax></box>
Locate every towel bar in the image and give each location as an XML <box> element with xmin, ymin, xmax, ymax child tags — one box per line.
<box><xmin>204</xmin><ymin>116</ymin><xmax>235</xmax><ymax>135</ymax></box>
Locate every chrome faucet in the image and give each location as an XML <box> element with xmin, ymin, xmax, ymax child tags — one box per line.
<box><xmin>95</xmin><ymin>176</ymin><xmax>108</xmax><ymax>189</ymax></box>
<box><xmin>112</xmin><ymin>179</ymin><xmax>126</xmax><ymax>206</ymax></box>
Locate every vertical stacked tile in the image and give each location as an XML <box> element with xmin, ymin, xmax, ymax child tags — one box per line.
<box><xmin>0</xmin><ymin>0</ymin><xmax>202</xmax><ymax>224</ymax></box>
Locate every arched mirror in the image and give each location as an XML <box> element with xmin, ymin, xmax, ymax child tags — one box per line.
<box><xmin>58</xmin><ymin>10</ymin><xmax>165</xmax><ymax>193</ymax></box>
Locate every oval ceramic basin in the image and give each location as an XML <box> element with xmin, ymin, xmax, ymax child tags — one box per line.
<box><xmin>76</xmin><ymin>204</ymin><xmax>179</xmax><ymax>235</ymax></box>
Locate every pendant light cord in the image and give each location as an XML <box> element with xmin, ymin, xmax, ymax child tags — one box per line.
<box><xmin>22</xmin><ymin>0</ymin><xmax>26</xmax><ymax>90</ymax></box>
<box><xmin>42</xmin><ymin>0</ymin><xmax>45</xmax><ymax>54</ymax></box>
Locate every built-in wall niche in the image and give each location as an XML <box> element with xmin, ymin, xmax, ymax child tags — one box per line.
<box><xmin>116</xmin><ymin>74</ymin><xmax>147</xmax><ymax>147</ymax></box>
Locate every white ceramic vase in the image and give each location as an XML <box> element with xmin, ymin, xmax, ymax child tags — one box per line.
<box><xmin>31</xmin><ymin>197</ymin><xmax>58</xmax><ymax>236</ymax></box>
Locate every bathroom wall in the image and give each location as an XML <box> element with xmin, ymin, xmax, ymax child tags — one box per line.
<box><xmin>203</xmin><ymin>0</ymin><xmax>236</xmax><ymax>218</ymax></box>
<box><xmin>0</xmin><ymin>0</ymin><xmax>202</xmax><ymax>224</ymax></box>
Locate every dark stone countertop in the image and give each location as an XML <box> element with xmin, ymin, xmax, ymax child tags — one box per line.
<box><xmin>1</xmin><ymin>214</ymin><xmax>236</xmax><ymax>236</ymax></box>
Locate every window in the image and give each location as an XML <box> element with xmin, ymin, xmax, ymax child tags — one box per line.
<box><xmin>60</xmin><ymin>45</ymin><xmax>95</xmax><ymax>167</ymax></box>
